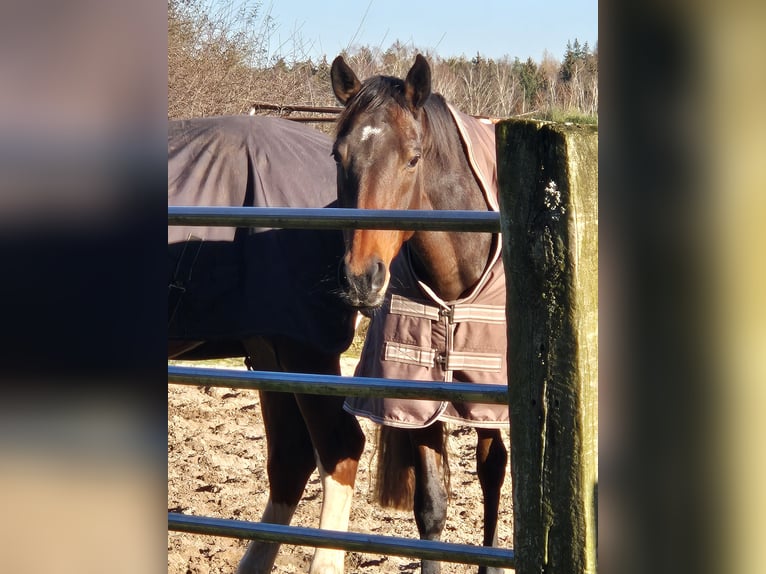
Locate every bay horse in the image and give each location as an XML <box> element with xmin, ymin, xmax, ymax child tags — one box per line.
<box><xmin>168</xmin><ymin>115</ymin><xmax>365</xmax><ymax>574</ymax></box>
<box><xmin>330</xmin><ymin>55</ymin><xmax>510</xmax><ymax>573</ymax></box>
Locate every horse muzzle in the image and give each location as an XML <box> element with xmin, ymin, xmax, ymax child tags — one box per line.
<box><xmin>342</xmin><ymin>256</ymin><xmax>388</xmax><ymax>312</ymax></box>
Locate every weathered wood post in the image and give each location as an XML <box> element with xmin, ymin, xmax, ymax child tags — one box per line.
<box><xmin>495</xmin><ymin>120</ymin><xmax>598</xmax><ymax>574</ymax></box>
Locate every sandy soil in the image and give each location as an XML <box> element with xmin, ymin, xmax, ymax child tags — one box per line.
<box><xmin>168</xmin><ymin>357</ymin><xmax>514</xmax><ymax>573</ymax></box>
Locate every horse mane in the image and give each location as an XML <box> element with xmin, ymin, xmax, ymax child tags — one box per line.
<box><xmin>421</xmin><ymin>94</ymin><xmax>466</xmax><ymax>172</ymax></box>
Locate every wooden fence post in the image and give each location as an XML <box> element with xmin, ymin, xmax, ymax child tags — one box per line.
<box><xmin>495</xmin><ymin>120</ymin><xmax>598</xmax><ymax>574</ymax></box>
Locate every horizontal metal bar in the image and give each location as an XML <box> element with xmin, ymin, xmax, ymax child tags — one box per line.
<box><xmin>167</xmin><ymin>206</ymin><xmax>501</xmax><ymax>232</ymax></box>
<box><xmin>168</xmin><ymin>513</ymin><xmax>515</xmax><ymax>568</ymax></box>
<box><xmin>167</xmin><ymin>366</ymin><xmax>509</xmax><ymax>404</ymax></box>
<box><xmin>275</xmin><ymin>116</ymin><xmax>337</xmax><ymax>122</ymax></box>
<box><xmin>249</xmin><ymin>102</ymin><xmax>343</xmax><ymax>114</ymax></box>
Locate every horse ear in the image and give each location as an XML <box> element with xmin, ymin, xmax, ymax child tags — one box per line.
<box><xmin>404</xmin><ymin>54</ymin><xmax>431</xmax><ymax>111</ymax></box>
<box><xmin>331</xmin><ymin>56</ymin><xmax>362</xmax><ymax>106</ymax></box>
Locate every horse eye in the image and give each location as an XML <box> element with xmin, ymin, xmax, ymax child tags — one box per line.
<box><xmin>331</xmin><ymin>149</ymin><xmax>342</xmax><ymax>163</ymax></box>
<box><xmin>407</xmin><ymin>155</ymin><xmax>421</xmax><ymax>168</ymax></box>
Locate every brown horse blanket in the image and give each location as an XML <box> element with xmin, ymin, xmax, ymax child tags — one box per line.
<box><xmin>168</xmin><ymin>116</ymin><xmax>355</xmax><ymax>356</ymax></box>
<box><xmin>344</xmin><ymin>107</ymin><xmax>509</xmax><ymax>428</ymax></box>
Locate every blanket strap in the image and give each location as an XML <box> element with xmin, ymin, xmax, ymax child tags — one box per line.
<box><xmin>387</xmin><ymin>294</ymin><xmax>505</xmax><ymax>372</ymax></box>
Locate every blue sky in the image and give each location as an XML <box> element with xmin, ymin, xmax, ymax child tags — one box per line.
<box><xmin>222</xmin><ymin>0</ymin><xmax>598</xmax><ymax>63</ymax></box>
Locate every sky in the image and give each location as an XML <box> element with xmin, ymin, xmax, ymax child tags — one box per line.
<box><xmin>221</xmin><ymin>0</ymin><xmax>598</xmax><ymax>63</ymax></box>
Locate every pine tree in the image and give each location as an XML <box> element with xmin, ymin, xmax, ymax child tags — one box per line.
<box><xmin>560</xmin><ymin>38</ymin><xmax>583</xmax><ymax>82</ymax></box>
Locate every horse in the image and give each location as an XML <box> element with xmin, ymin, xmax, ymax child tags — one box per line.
<box><xmin>167</xmin><ymin>115</ymin><xmax>365</xmax><ymax>574</ymax></box>
<box><xmin>330</xmin><ymin>55</ymin><xmax>510</xmax><ymax>574</ymax></box>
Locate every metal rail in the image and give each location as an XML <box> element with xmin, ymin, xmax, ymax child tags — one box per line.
<box><xmin>249</xmin><ymin>102</ymin><xmax>342</xmax><ymax>115</ymax></box>
<box><xmin>167</xmin><ymin>204</ymin><xmax>513</xmax><ymax>568</ymax></box>
<box><xmin>169</xmin><ymin>513</ymin><xmax>516</xmax><ymax>569</ymax></box>
<box><xmin>247</xmin><ymin>102</ymin><xmax>503</xmax><ymax>124</ymax></box>
<box><xmin>168</xmin><ymin>206</ymin><xmax>501</xmax><ymax>232</ymax></box>
<box><xmin>168</xmin><ymin>366</ymin><xmax>508</xmax><ymax>404</ymax></box>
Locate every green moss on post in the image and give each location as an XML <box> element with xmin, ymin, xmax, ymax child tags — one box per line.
<box><xmin>496</xmin><ymin>120</ymin><xmax>598</xmax><ymax>574</ymax></box>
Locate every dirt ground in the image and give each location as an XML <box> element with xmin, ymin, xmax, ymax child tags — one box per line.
<box><xmin>168</xmin><ymin>356</ymin><xmax>514</xmax><ymax>573</ymax></box>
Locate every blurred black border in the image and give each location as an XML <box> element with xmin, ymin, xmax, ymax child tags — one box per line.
<box><xmin>0</xmin><ymin>1</ymin><xmax>169</xmax><ymax>570</ymax></box>
<box><xmin>603</xmin><ymin>1</ymin><xmax>700</xmax><ymax>571</ymax></box>
<box><xmin>600</xmin><ymin>1</ymin><xmax>741</xmax><ymax>573</ymax></box>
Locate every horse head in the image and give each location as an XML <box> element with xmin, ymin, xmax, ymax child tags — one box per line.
<box><xmin>330</xmin><ymin>55</ymin><xmax>432</xmax><ymax>312</ymax></box>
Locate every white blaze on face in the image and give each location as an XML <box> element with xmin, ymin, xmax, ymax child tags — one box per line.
<box><xmin>360</xmin><ymin>125</ymin><xmax>382</xmax><ymax>142</ymax></box>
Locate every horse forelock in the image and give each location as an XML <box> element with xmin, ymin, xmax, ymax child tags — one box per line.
<box><xmin>334</xmin><ymin>76</ymin><xmax>476</xmax><ymax>215</ymax></box>
<box><xmin>336</xmin><ymin>76</ymin><xmax>410</xmax><ymax>136</ymax></box>
<box><xmin>335</xmin><ymin>77</ymin><xmax>459</xmax><ymax>164</ymax></box>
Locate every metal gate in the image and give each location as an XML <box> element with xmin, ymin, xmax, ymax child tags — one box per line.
<box><xmin>167</xmin><ymin>205</ymin><xmax>515</xmax><ymax>571</ymax></box>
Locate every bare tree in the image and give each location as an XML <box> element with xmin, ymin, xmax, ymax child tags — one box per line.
<box><xmin>168</xmin><ymin>2</ymin><xmax>597</xmax><ymax>123</ymax></box>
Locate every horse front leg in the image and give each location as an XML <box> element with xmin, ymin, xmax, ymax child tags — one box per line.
<box><xmin>475</xmin><ymin>427</ymin><xmax>508</xmax><ymax>574</ymax></box>
<box><xmin>272</xmin><ymin>336</ymin><xmax>365</xmax><ymax>574</ymax></box>
<box><xmin>411</xmin><ymin>423</ymin><xmax>449</xmax><ymax>574</ymax></box>
<box><xmin>296</xmin><ymin>394</ymin><xmax>365</xmax><ymax>574</ymax></box>
<box><xmin>237</xmin><ymin>390</ymin><xmax>316</xmax><ymax>574</ymax></box>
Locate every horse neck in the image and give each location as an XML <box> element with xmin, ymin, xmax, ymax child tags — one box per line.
<box><xmin>407</xmin><ymin>104</ymin><xmax>493</xmax><ymax>302</ymax></box>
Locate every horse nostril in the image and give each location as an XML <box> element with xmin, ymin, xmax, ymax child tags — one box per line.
<box><xmin>369</xmin><ymin>258</ymin><xmax>387</xmax><ymax>293</ymax></box>
<box><xmin>342</xmin><ymin>256</ymin><xmax>387</xmax><ymax>307</ymax></box>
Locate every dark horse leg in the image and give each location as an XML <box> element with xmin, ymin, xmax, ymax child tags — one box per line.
<box><xmin>237</xmin><ymin>388</ymin><xmax>316</xmax><ymax>573</ymax></box>
<box><xmin>476</xmin><ymin>428</ymin><xmax>508</xmax><ymax>574</ymax></box>
<box><xmin>236</xmin><ymin>337</ymin><xmax>315</xmax><ymax>573</ymax></box>
<box><xmin>411</xmin><ymin>422</ymin><xmax>449</xmax><ymax>574</ymax></box>
<box><xmin>237</xmin><ymin>336</ymin><xmax>365</xmax><ymax>574</ymax></box>
<box><xmin>410</xmin><ymin>425</ymin><xmax>508</xmax><ymax>574</ymax></box>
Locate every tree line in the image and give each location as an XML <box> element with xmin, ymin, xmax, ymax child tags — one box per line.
<box><xmin>169</xmin><ymin>0</ymin><xmax>597</xmax><ymax>124</ymax></box>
